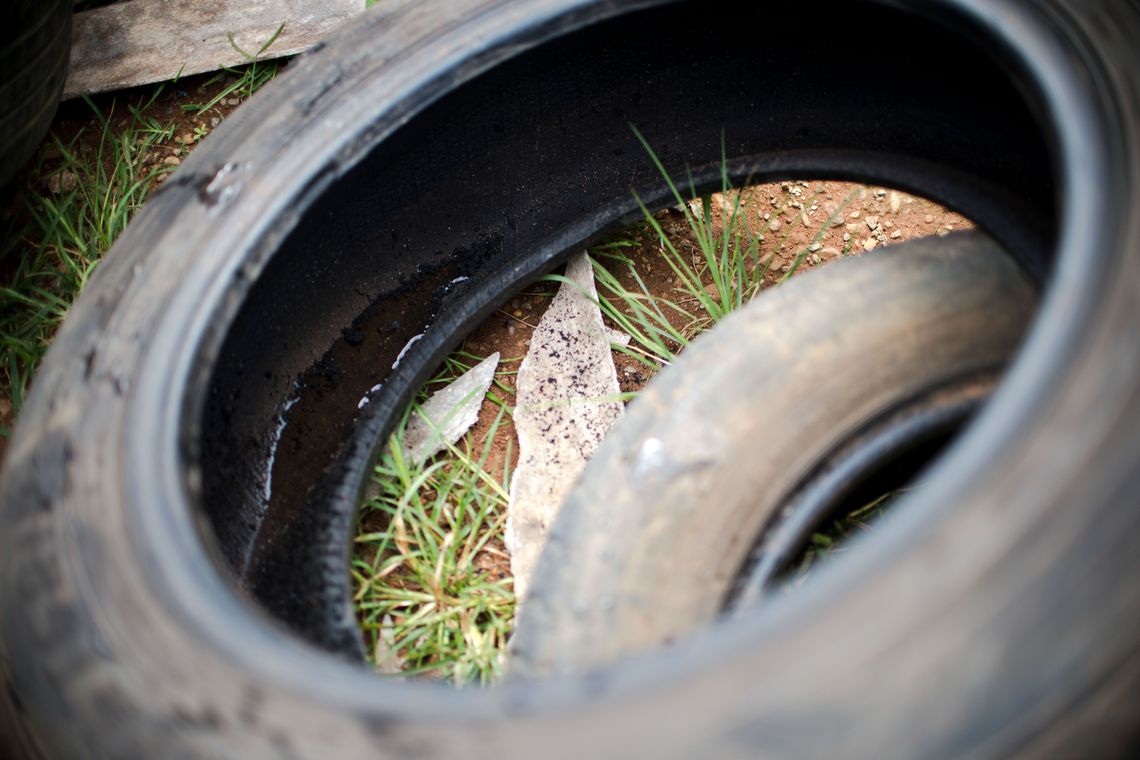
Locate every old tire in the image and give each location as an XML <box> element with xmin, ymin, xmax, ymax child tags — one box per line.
<box><xmin>510</xmin><ymin>231</ymin><xmax>1037</xmax><ymax>673</ymax></box>
<box><xmin>0</xmin><ymin>0</ymin><xmax>70</xmax><ymax>188</ymax></box>
<box><xmin>2</xmin><ymin>0</ymin><xmax>1139</xmax><ymax>757</ymax></box>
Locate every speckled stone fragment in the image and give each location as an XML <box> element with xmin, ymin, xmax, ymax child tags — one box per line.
<box><xmin>506</xmin><ymin>253</ymin><xmax>624</xmax><ymax>599</ymax></box>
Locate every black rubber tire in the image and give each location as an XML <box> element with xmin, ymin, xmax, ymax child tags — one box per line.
<box><xmin>0</xmin><ymin>0</ymin><xmax>71</xmax><ymax>188</ymax></box>
<box><xmin>510</xmin><ymin>232</ymin><xmax>1037</xmax><ymax>674</ymax></box>
<box><xmin>2</xmin><ymin>0</ymin><xmax>1139</xmax><ymax>757</ymax></box>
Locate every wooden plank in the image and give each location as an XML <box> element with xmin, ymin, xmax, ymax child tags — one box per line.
<box><xmin>63</xmin><ymin>0</ymin><xmax>364</xmax><ymax>99</ymax></box>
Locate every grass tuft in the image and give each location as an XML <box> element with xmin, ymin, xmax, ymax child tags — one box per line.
<box><xmin>181</xmin><ymin>23</ymin><xmax>284</xmax><ymax>115</ymax></box>
<box><xmin>353</xmin><ymin>354</ymin><xmax>517</xmax><ymax>686</ymax></box>
<box><xmin>586</xmin><ymin>127</ymin><xmax>858</xmax><ymax>372</ymax></box>
<box><xmin>1</xmin><ymin>90</ymin><xmax>176</xmax><ymax>422</ymax></box>
<box><xmin>2</xmin><ymin>59</ymin><xmax>287</xmax><ymax>434</ymax></box>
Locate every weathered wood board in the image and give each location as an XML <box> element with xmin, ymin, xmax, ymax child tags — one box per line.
<box><xmin>63</xmin><ymin>0</ymin><xmax>365</xmax><ymax>99</ymax></box>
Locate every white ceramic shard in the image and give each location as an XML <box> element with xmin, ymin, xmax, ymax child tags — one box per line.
<box><xmin>506</xmin><ymin>253</ymin><xmax>624</xmax><ymax>600</ymax></box>
<box><xmin>403</xmin><ymin>352</ymin><xmax>499</xmax><ymax>463</ymax></box>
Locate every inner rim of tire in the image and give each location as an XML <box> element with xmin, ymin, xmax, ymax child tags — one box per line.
<box><xmin>192</xmin><ymin>0</ymin><xmax>1062</xmax><ymax>659</ymax></box>
<box><xmin>729</xmin><ymin>371</ymin><xmax>997</xmax><ymax>609</ymax></box>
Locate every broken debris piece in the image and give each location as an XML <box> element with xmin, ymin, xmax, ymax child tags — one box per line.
<box><xmin>403</xmin><ymin>352</ymin><xmax>499</xmax><ymax>463</ymax></box>
<box><xmin>506</xmin><ymin>253</ymin><xmax>624</xmax><ymax>600</ymax></box>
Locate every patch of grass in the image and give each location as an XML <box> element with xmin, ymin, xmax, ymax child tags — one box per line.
<box><xmin>588</xmin><ymin>127</ymin><xmax>857</xmax><ymax>371</ymax></box>
<box><xmin>353</xmin><ymin>353</ymin><xmax>517</xmax><ymax>686</ymax></box>
<box><xmin>2</xmin><ymin>54</ymin><xmax>288</xmax><ymax>435</ymax></box>
<box><xmin>181</xmin><ymin>23</ymin><xmax>285</xmax><ymax>115</ymax></box>
<box><xmin>0</xmin><ymin>90</ymin><xmax>176</xmax><ymax>423</ymax></box>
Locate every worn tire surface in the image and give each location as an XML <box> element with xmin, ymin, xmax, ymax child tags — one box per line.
<box><xmin>511</xmin><ymin>232</ymin><xmax>1038</xmax><ymax>673</ymax></box>
<box><xmin>2</xmin><ymin>0</ymin><xmax>1140</xmax><ymax>757</ymax></box>
<box><xmin>0</xmin><ymin>0</ymin><xmax>71</xmax><ymax>188</ymax></box>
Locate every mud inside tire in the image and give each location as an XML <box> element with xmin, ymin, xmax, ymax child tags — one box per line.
<box><xmin>2</xmin><ymin>0</ymin><xmax>1139</xmax><ymax>757</ymax></box>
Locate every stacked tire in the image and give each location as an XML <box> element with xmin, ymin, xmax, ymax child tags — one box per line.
<box><xmin>1</xmin><ymin>0</ymin><xmax>71</xmax><ymax>188</ymax></box>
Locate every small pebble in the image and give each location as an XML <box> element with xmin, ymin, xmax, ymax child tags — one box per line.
<box><xmin>890</xmin><ymin>230</ymin><xmax>903</xmax><ymax>239</ymax></box>
<box><xmin>825</xmin><ymin>204</ymin><xmax>845</xmax><ymax>227</ymax></box>
<box><xmin>162</xmin><ymin>155</ymin><xmax>181</xmax><ymax>166</ymax></box>
<box><xmin>46</xmin><ymin>170</ymin><xmax>77</xmax><ymax>194</ymax></box>
<box><xmin>863</xmin><ymin>238</ymin><xmax>878</xmax><ymax>252</ymax></box>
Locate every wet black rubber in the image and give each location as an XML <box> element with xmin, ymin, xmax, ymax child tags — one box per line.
<box><xmin>1</xmin><ymin>0</ymin><xmax>1139</xmax><ymax>757</ymax></box>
